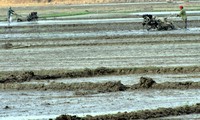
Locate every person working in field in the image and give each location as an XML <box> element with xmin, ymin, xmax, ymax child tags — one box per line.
<box><xmin>177</xmin><ymin>5</ymin><xmax>187</xmax><ymax>29</ymax></box>
<box><xmin>7</xmin><ymin>7</ymin><xmax>15</xmax><ymax>24</ymax></box>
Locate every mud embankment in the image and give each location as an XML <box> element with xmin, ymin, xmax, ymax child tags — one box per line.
<box><xmin>1</xmin><ymin>66</ymin><xmax>200</xmax><ymax>83</ymax></box>
<box><xmin>1</xmin><ymin>76</ymin><xmax>200</xmax><ymax>92</ymax></box>
<box><xmin>0</xmin><ymin>81</ymin><xmax>126</xmax><ymax>93</ymax></box>
<box><xmin>131</xmin><ymin>76</ymin><xmax>200</xmax><ymax>89</ymax></box>
<box><xmin>1</xmin><ymin>67</ymin><xmax>200</xmax><ymax>91</ymax></box>
<box><xmin>55</xmin><ymin>103</ymin><xmax>200</xmax><ymax>120</ymax></box>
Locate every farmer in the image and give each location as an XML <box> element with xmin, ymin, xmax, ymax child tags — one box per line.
<box><xmin>7</xmin><ymin>7</ymin><xmax>15</xmax><ymax>24</ymax></box>
<box><xmin>177</xmin><ymin>5</ymin><xmax>187</xmax><ymax>29</ymax></box>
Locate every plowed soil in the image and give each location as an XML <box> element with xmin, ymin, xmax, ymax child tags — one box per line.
<box><xmin>1</xmin><ymin>2</ymin><xmax>200</xmax><ymax>120</ymax></box>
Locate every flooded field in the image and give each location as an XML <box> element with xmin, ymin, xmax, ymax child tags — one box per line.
<box><xmin>1</xmin><ymin>26</ymin><xmax>200</xmax><ymax>71</ymax></box>
<box><xmin>1</xmin><ymin>2</ymin><xmax>200</xmax><ymax>120</ymax></box>
<box><xmin>1</xmin><ymin>89</ymin><xmax>200</xmax><ymax>120</ymax></box>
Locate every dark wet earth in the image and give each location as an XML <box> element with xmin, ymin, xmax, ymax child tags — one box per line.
<box><xmin>1</xmin><ymin>12</ymin><xmax>200</xmax><ymax>119</ymax></box>
<box><xmin>1</xmin><ymin>19</ymin><xmax>200</xmax><ymax>71</ymax></box>
<box><xmin>1</xmin><ymin>89</ymin><xmax>200</xmax><ymax>120</ymax></box>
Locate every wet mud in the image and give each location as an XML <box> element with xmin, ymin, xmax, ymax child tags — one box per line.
<box><xmin>0</xmin><ymin>81</ymin><xmax>127</xmax><ymax>93</ymax></box>
<box><xmin>55</xmin><ymin>103</ymin><xmax>200</xmax><ymax>120</ymax></box>
<box><xmin>0</xmin><ymin>20</ymin><xmax>200</xmax><ymax>35</ymax></box>
<box><xmin>1</xmin><ymin>75</ymin><xmax>200</xmax><ymax>92</ymax></box>
<box><xmin>0</xmin><ymin>67</ymin><xmax>200</xmax><ymax>94</ymax></box>
<box><xmin>131</xmin><ymin>76</ymin><xmax>200</xmax><ymax>90</ymax></box>
<box><xmin>1</xmin><ymin>4</ymin><xmax>200</xmax><ymax>120</ymax></box>
<box><xmin>1</xmin><ymin>66</ymin><xmax>200</xmax><ymax>83</ymax></box>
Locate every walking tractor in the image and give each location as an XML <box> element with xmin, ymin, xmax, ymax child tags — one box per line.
<box><xmin>142</xmin><ymin>14</ymin><xmax>175</xmax><ymax>31</ymax></box>
<box><xmin>15</xmin><ymin>12</ymin><xmax>38</xmax><ymax>22</ymax></box>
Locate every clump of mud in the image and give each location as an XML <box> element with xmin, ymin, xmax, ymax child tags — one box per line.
<box><xmin>55</xmin><ymin>103</ymin><xmax>200</xmax><ymax>120</ymax></box>
<box><xmin>131</xmin><ymin>77</ymin><xmax>200</xmax><ymax>90</ymax></box>
<box><xmin>130</xmin><ymin>77</ymin><xmax>156</xmax><ymax>89</ymax></box>
<box><xmin>1</xmin><ymin>43</ymin><xmax>13</xmax><ymax>49</ymax></box>
<box><xmin>47</xmin><ymin>81</ymin><xmax>127</xmax><ymax>92</ymax></box>
<box><xmin>138</xmin><ymin>77</ymin><xmax>156</xmax><ymax>88</ymax></box>
<box><xmin>0</xmin><ymin>71</ymin><xmax>34</xmax><ymax>83</ymax></box>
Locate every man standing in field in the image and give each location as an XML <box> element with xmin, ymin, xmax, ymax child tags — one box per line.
<box><xmin>7</xmin><ymin>7</ymin><xmax>15</xmax><ymax>24</ymax></box>
<box><xmin>177</xmin><ymin>5</ymin><xmax>187</xmax><ymax>29</ymax></box>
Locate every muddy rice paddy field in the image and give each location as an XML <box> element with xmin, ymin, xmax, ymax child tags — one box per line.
<box><xmin>1</xmin><ymin>2</ymin><xmax>200</xmax><ymax>120</ymax></box>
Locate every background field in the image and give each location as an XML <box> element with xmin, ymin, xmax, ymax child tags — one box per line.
<box><xmin>0</xmin><ymin>0</ymin><xmax>183</xmax><ymax>5</ymax></box>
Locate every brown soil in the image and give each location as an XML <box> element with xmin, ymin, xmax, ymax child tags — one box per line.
<box><xmin>1</xmin><ymin>67</ymin><xmax>200</xmax><ymax>83</ymax></box>
<box><xmin>1</xmin><ymin>76</ymin><xmax>200</xmax><ymax>92</ymax></box>
<box><xmin>1</xmin><ymin>2</ymin><xmax>200</xmax><ymax>119</ymax></box>
<box><xmin>55</xmin><ymin>103</ymin><xmax>200</xmax><ymax>120</ymax></box>
<box><xmin>0</xmin><ymin>81</ymin><xmax>127</xmax><ymax>92</ymax></box>
<box><xmin>131</xmin><ymin>76</ymin><xmax>200</xmax><ymax>89</ymax></box>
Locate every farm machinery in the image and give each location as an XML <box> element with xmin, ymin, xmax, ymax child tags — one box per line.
<box><xmin>15</xmin><ymin>12</ymin><xmax>38</xmax><ymax>22</ymax></box>
<box><xmin>142</xmin><ymin>14</ymin><xmax>176</xmax><ymax>31</ymax></box>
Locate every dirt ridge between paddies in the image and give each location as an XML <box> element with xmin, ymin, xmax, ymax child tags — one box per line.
<box><xmin>1</xmin><ymin>66</ymin><xmax>200</xmax><ymax>83</ymax></box>
<box><xmin>55</xmin><ymin>103</ymin><xmax>200</xmax><ymax>120</ymax></box>
<box><xmin>1</xmin><ymin>76</ymin><xmax>200</xmax><ymax>92</ymax></box>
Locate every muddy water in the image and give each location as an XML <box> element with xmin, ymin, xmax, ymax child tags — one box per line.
<box><xmin>1</xmin><ymin>41</ymin><xmax>200</xmax><ymax>71</ymax></box>
<box><xmin>1</xmin><ymin>28</ymin><xmax>200</xmax><ymax>40</ymax></box>
<box><xmin>1</xmin><ymin>17</ymin><xmax>200</xmax><ymax>72</ymax></box>
<box><xmin>1</xmin><ymin>12</ymin><xmax>200</xmax><ymax>120</ymax></box>
<box><xmin>1</xmin><ymin>89</ymin><xmax>200</xmax><ymax>120</ymax></box>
